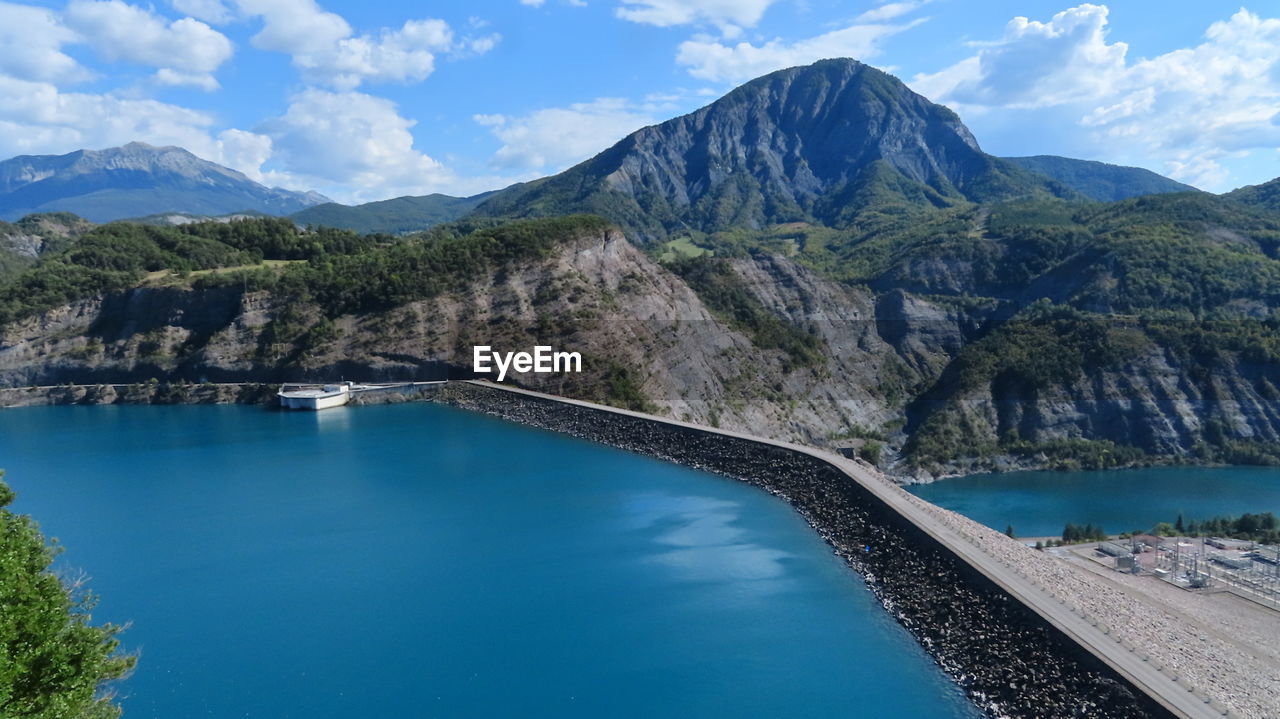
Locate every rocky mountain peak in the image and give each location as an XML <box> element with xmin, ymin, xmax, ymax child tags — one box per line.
<box><xmin>473</xmin><ymin>58</ymin><xmax>1067</xmax><ymax>240</ymax></box>
<box><xmin>610</xmin><ymin>58</ymin><xmax>985</xmax><ymax>194</ymax></box>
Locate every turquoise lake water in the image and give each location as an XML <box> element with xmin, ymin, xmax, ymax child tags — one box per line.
<box><xmin>908</xmin><ymin>466</ymin><xmax>1280</xmax><ymax>538</ymax></box>
<box><xmin>0</xmin><ymin>404</ymin><xmax>977</xmax><ymax>719</ymax></box>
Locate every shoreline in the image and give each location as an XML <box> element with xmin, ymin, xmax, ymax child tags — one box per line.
<box><xmin>0</xmin><ymin>380</ymin><xmax>1254</xmax><ymax>484</ymax></box>
<box><xmin>0</xmin><ymin>381</ymin><xmax>279</xmax><ymax>407</ymax></box>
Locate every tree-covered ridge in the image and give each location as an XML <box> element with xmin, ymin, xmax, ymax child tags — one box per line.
<box><xmin>289</xmin><ymin>192</ymin><xmax>496</xmax><ymax>235</ymax></box>
<box><xmin>0</xmin><ymin>471</ymin><xmax>134</xmax><ymax>718</ymax></box>
<box><xmin>1224</xmin><ymin>177</ymin><xmax>1280</xmax><ymax>213</ymax></box>
<box><xmin>196</xmin><ymin>214</ymin><xmax>613</xmax><ymax>317</ymax></box>
<box><xmin>0</xmin><ymin>217</ymin><xmax>377</xmax><ymax>326</ymax></box>
<box><xmin>0</xmin><ymin>213</ymin><xmax>617</xmax><ymax>330</ymax></box>
<box><xmin>1003</xmin><ymin>156</ymin><xmax>1197</xmax><ymax>202</ymax></box>
<box><xmin>765</xmin><ymin>191</ymin><xmax>1280</xmax><ymax>316</ymax></box>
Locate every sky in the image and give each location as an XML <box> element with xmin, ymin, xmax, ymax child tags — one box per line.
<box><xmin>1</xmin><ymin>0</ymin><xmax>1277</xmax><ymax>203</ymax></box>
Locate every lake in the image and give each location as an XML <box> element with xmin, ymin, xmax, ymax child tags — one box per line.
<box><xmin>0</xmin><ymin>403</ymin><xmax>977</xmax><ymax>718</ymax></box>
<box><xmin>908</xmin><ymin>466</ymin><xmax>1280</xmax><ymax>538</ymax></box>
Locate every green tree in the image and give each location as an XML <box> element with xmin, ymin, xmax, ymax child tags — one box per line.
<box><xmin>858</xmin><ymin>440</ymin><xmax>884</xmax><ymax>467</ymax></box>
<box><xmin>1062</xmin><ymin>523</ymin><xmax>1080</xmax><ymax>543</ymax></box>
<box><xmin>1005</xmin><ymin>524</ymin><xmax>1016</xmax><ymax>539</ymax></box>
<box><xmin>0</xmin><ymin>471</ymin><xmax>134</xmax><ymax>718</ymax></box>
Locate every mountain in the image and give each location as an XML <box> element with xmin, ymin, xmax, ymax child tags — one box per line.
<box><xmin>1003</xmin><ymin>155</ymin><xmax>1198</xmax><ymax>201</ymax></box>
<box><xmin>290</xmin><ymin>191</ymin><xmax>498</xmax><ymax>235</ymax></box>
<box><xmin>1224</xmin><ymin>177</ymin><xmax>1280</xmax><ymax>212</ymax></box>
<box><xmin>470</xmin><ymin>58</ymin><xmax>1077</xmax><ymax>243</ymax></box>
<box><xmin>0</xmin><ymin>143</ymin><xmax>329</xmax><ymax>222</ymax></box>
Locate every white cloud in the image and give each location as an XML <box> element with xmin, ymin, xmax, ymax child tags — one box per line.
<box><xmin>466</xmin><ymin>33</ymin><xmax>502</xmax><ymax>55</ymax></box>
<box><xmin>856</xmin><ymin>1</ymin><xmax>929</xmax><ymax>23</ymax></box>
<box><xmin>153</xmin><ymin>68</ymin><xmax>222</xmax><ymax>91</ymax></box>
<box><xmin>256</xmin><ymin>88</ymin><xmax>472</xmax><ymax>201</ymax></box>
<box><xmin>65</xmin><ymin>0</ymin><xmax>234</xmax><ymax>91</ymax></box>
<box><xmin>677</xmin><ymin>19</ymin><xmax>923</xmax><ymax>84</ymax></box>
<box><xmin>0</xmin><ymin>2</ymin><xmax>92</xmax><ymax>84</ymax></box>
<box><xmin>213</xmin><ymin>128</ymin><xmax>274</xmax><ymax>182</ymax></box>
<box><xmin>911</xmin><ymin>4</ymin><xmax>1125</xmax><ymax>108</ymax></box>
<box><xmin>616</xmin><ymin>0</ymin><xmax>776</xmax><ymax>33</ymax></box>
<box><xmin>475</xmin><ymin>98</ymin><xmax>657</xmax><ymax>171</ymax></box>
<box><xmin>0</xmin><ymin>73</ymin><xmax>488</xmax><ymax>200</ymax></box>
<box><xmin>520</xmin><ymin>0</ymin><xmax>545</xmax><ymax>6</ymax></box>
<box><xmin>169</xmin><ymin>0</ymin><xmax>233</xmax><ymax>24</ymax></box>
<box><xmin>910</xmin><ymin>5</ymin><xmax>1280</xmax><ymax>190</ymax></box>
<box><xmin>235</xmin><ymin>0</ymin><xmax>493</xmax><ymax>90</ymax></box>
<box><xmin>0</xmin><ymin>75</ymin><xmax>215</xmax><ymax>157</ymax></box>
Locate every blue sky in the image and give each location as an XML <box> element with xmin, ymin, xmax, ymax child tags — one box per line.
<box><xmin>1</xmin><ymin>1</ymin><xmax>1277</xmax><ymax>203</ymax></box>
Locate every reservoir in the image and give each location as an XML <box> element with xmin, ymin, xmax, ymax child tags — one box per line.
<box><xmin>0</xmin><ymin>404</ymin><xmax>977</xmax><ymax>719</ymax></box>
<box><xmin>908</xmin><ymin>466</ymin><xmax>1280</xmax><ymax>538</ymax></box>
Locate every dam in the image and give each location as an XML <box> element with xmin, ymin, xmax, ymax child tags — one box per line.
<box><xmin>442</xmin><ymin>380</ymin><xmax>1230</xmax><ymax>719</ymax></box>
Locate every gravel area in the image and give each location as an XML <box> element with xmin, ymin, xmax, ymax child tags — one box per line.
<box><xmin>891</xmin><ymin>486</ymin><xmax>1280</xmax><ymax>719</ymax></box>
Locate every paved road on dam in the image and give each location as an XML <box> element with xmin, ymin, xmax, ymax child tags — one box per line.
<box><xmin>470</xmin><ymin>381</ymin><xmax>1224</xmax><ymax>719</ymax></box>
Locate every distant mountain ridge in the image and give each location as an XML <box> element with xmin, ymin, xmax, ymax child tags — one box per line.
<box><xmin>291</xmin><ymin>192</ymin><xmax>497</xmax><ymax>234</ymax></box>
<box><xmin>1002</xmin><ymin>155</ymin><xmax>1197</xmax><ymax>201</ymax></box>
<box><xmin>469</xmin><ymin>58</ymin><xmax>1079</xmax><ymax>242</ymax></box>
<box><xmin>0</xmin><ymin>143</ymin><xmax>328</xmax><ymax>222</ymax></box>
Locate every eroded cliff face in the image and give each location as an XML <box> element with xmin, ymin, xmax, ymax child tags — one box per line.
<box><xmin>0</xmin><ymin>230</ymin><xmax>906</xmax><ymax>446</ymax></box>
<box><xmin>909</xmin><ymin>344</ymin><xmax>1280</xmax><ymax>478</ymax></box>
<box><xmin>6</xmin><ymin>227</ymin><xmax>1280</xmax><ymax>479</ymax></box>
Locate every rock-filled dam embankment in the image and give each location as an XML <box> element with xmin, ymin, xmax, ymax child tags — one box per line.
<box><xmin>435</xmin><ymin>381</ymin><xmax>1174</xmax><ymax>719</ymax></box>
